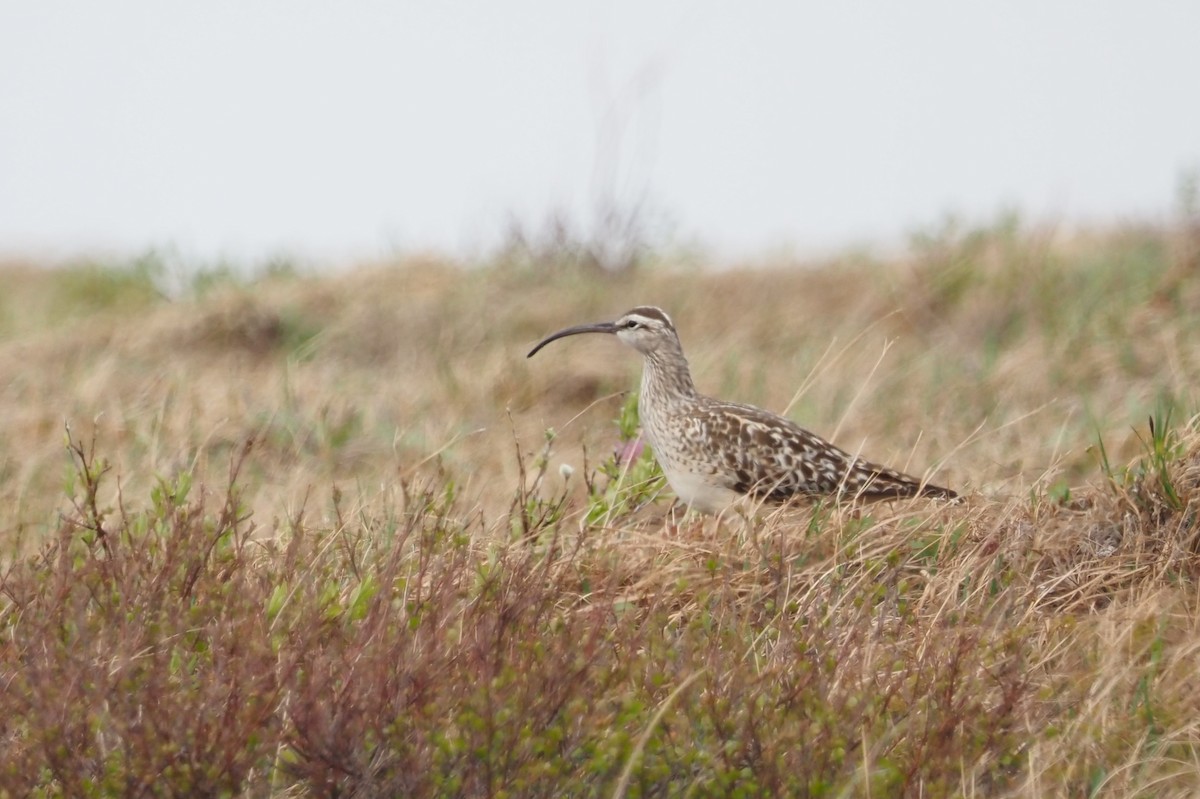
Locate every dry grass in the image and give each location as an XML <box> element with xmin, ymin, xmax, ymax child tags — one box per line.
<box><xmin>2</xmin><ymin>218</ymin><xmax>1200</xmax><ymax>796</ymax></box>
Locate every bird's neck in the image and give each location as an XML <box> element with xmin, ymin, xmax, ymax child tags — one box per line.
<box><xmin>640</xmin><ymin>346</ymin><xmax>697</xmax><ymax>405</ymax></box>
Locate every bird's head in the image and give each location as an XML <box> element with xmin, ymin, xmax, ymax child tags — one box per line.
<box><xmin>527</xmin><ymin>306</ymin><xmax>678</xmax><ymax>358</ymax></box>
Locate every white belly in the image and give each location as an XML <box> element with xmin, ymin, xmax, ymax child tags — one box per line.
<box><xmin>663</xmin><ymin>469</ymin><xmax>743</xmax><ymax>515</ymax></box>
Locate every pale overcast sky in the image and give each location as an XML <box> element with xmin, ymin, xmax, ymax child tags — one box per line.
<box><xmin>1</xmin><ymin>2</ymin><xmax>1198</xmax><ymax>264</ymax></box>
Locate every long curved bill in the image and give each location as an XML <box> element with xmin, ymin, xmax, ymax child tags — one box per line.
<box><xmin>527</xmin><ymin>321</ymin><xmax>618</xmax><ymax>358</ymax></box>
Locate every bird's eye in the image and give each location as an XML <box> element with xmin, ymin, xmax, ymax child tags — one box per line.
<box><xmin>623</xmin><ymin>320</ymin><xmax>640</xmax><ymax>329</ymax></box>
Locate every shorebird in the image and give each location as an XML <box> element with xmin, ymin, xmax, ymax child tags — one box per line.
<box><xmin>527</xmin><ymin>305</ymin><xmax>956</xmax><ymax>514</ymax></box>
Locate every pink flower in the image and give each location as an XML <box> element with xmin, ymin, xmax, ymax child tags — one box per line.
<box><xmin>616</xmin><ymin>436</ymin><xmax>645</xmax><ymax>466</ymax></box>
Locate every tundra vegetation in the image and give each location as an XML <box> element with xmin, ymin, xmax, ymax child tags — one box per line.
<box><xmin>2</xmin><ymin>215</ymin><xmax>1200</xmax><ymax>797</ymax></box>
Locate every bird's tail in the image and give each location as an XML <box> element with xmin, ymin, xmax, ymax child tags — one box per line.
<box><xmin>849</xmin><ymin>462</ymin><xmax>958</xmax><ymax>502</ymax></box>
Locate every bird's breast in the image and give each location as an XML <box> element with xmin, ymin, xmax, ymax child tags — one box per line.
<box><xmin>637</xmin><ymin>394</ymin><xmax>742</xmax><ymax>514</ymax></box>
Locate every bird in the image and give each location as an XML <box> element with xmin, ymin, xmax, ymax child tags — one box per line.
<box><xmin>527</xmin><ymin>305</ymin><xmax>957</xmax><ymax>514</ymax></box>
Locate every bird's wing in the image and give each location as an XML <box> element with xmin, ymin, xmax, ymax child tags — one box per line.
<box><xmin>692</xmin><ymin>399</ymin><xmax>942</xmax><ymax>501</ymax></box>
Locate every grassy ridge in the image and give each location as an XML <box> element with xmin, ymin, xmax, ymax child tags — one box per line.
<box><xmin>2</xmin><ymin>219</ymin><xmax>1200</xmax><ymax>796</ymax></box>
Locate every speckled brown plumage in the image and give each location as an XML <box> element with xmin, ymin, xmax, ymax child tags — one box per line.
<box><xmin>528</xmin><ymin>305</ymin><xmax>956</xmax><ymax>514</ymax></box>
